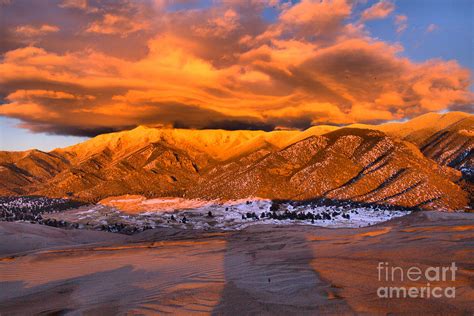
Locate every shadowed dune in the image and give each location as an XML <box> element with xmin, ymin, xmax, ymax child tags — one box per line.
<box><xmin>213</xmin><ymin>226</ymin><xmax>352</xmax><ymax>315</ymax></box>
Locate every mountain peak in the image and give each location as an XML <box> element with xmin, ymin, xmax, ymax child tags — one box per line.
<box><xmin>50</xmin><ymin>111</ymin><xmax>472</xmax><ymax>163</ymax></box>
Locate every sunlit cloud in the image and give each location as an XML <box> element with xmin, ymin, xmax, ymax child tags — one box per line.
<box><xmin>59</xmin><ymin>0</ymin><xmax>88</xmax><ymax>10</ymax></box>
<box><xmin>0</xmin><ymin>0</ymin><xmax>472</xmax><ymax>136</ymax></box>
<box><xmin>86</xmin><ymin>14</ymin><xmax>149</xmax><ymax>36</ymax></box>
<box><xmin>394</xmin><ymin>15</ymin><xmax>408</xmax><ymax>34</ymax></box>
<box><xmin>15</xmin><ymin>24</ymin><xmax>60</xmax><ymax>37</ymax></box>
<box><xmin>360</xmin><ymin>0</ymin><xmax>394</xmax><ymax>21</ymax></box>
<box><xmin>6</xmin><ymin>89</ymin><xmax>96</xmax><ymax>101</ymax></box>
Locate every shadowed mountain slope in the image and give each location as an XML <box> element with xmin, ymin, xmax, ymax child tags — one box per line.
<box><xmin>187</xmin><ymin>129</ymin><xmax>467</xmax><ymax>210</ymax></box>
<box><xmin>354</xmin><ymin>112</ymin><xmax>473</xmax><ymax>173</ymax></box>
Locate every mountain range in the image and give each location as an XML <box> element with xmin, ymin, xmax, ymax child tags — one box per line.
<box><xmin>0</xmin><ymin>112</ymin><xmax>472</xmax><ymax>211</ymax></box>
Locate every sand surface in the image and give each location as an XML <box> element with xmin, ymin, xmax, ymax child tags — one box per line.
<box><xmin>0</xmin><ymin>211</ymin><xmax>473</xmax><ymax>315</ymax></box>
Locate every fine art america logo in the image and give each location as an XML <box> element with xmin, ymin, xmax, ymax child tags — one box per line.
<box><xmin>377</xmin><ymin>262</ymin><xmax>457</xmax><ymax>299</ymax></box>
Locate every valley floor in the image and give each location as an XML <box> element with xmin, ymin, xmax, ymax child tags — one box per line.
<box><xmin>1</xmin><ymin>195</ymin><xmax>413</xmax><ymax>233</ymax></box>
<box><xmin>0</xmin><ymin>211</ymin><xmax>473</xmax><ymax>315</ymax></box>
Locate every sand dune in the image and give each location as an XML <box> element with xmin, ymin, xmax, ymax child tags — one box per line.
<box><xmin>1</xmin><ymin>211</ymin><xmax>473</xmax><ymax>314</ymax></box>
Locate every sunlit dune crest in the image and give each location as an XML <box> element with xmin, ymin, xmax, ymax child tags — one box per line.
<box><xmin>356</xmin><ymin>227</ymin><xmax>392</xmax><ymax>237</ymax></box>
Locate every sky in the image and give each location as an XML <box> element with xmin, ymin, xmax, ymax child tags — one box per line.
<box><xmin>0</xmin><ymin>0</ymin><xmax>472</xmax><ymax>151</ymax></box>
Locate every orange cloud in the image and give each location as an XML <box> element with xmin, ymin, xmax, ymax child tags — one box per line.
<box><xmin>361</xmin><ymin>1</ymin><xmax>395</xmax><ymax>21</ymax></box>
<box><xmin>6</xmin><ymin>90</ymin><xmax>95</xmax><ymax>101</ymax></box>
<box><xmin>59</xmin><ymin>0</ymin><xmax>87</xmax><ymax>10</ymax></box>
<box><xmin>394</xmin><ymin>15</ymin><xmax>408</xmax><ymax>34</ymax></box>
<box><xmin>15</xmin><ymin>24</ymin><xmax>59</xmax><ymax>37</ymax></box>
<box><xmin>0</xmin><ymin>0</ymin><xmax>472</xmax><ymax>136</ymax></box>
<box><xmin>279</xmin><ymin>0</ymin><xmax>352</xmax><ymax>38</ymax></box>
<box><xmin>192</xmin><ymin>9</ymin><xmax>240</xmax><ymax>37</ymax></box>
<box><xmin>86</xmin><ymin>14</ymin><xmax>149</xmax><ymax>37</ymax></box>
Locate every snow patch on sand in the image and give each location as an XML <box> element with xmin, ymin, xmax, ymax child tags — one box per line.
<box><xmin>63</xmin><ymin>198</ymin><xmax>411</xmax><ymax>231</ymax></box>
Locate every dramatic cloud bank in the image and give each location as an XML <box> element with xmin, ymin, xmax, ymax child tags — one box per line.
<box><xmin>0</xmin><ymin>0</ymin><xmax>472</xmax><ymax>136</ymax></box>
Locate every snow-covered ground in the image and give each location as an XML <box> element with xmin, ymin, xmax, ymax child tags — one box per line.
<box><xmin>44</xmin><ymin>198</ymin><xmax>411</xmax><ymax>232</ymax></box>
<box><xmin>1</xmin><ymin>196</ymin><xmax>412</xmax><ymax>233</ymax></box>
<box><xmin>145</xmin><ymin>199</ymin><xmax>410</xmax><ymax>230</ymax></box>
